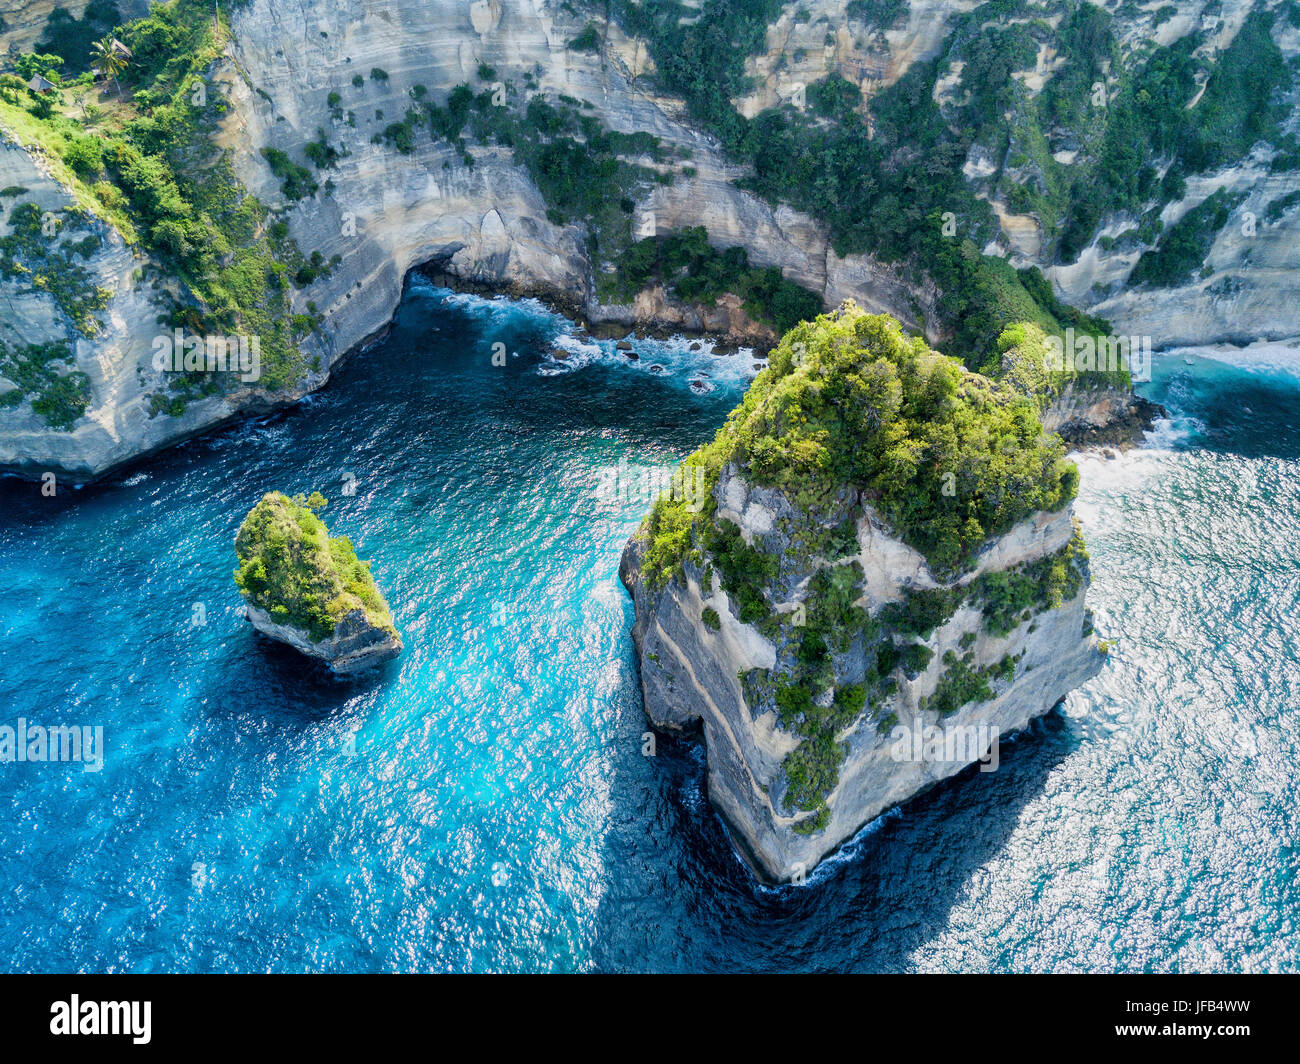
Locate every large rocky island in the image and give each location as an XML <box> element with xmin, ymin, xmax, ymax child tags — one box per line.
<box><xmin>622</xmin><ymin>304</ymin><xmax>1103</xmax><ymax>881</ymax></box>
<box><xmin>234</xmin><ymin>490</ymin><xmax>402</xmax><ymax>673</ymax></box>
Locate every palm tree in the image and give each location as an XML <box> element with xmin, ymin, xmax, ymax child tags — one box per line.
<box><xmin>90</xmin><ymin>37</ymin><xmax>129</xmax><ymax>96</ymax></box>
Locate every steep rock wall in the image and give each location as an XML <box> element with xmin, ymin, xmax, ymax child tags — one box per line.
<box><xmin>2</xmin><ymin>0</ymin><xmax>1297</xmax><ymax>478</ymax></box>
<box><xmin>621</xmin><ymin>466</ymin><xmax>1102</xmax><ymax>881</ymax></box>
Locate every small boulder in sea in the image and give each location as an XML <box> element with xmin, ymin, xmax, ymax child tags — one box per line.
<box><xmin>616</xmin><ymin>340</ymin><xmax>634</xmax><ymax>351</ymax></box>
<box><xmin>233</xmin><ymin>491</ymin><xmax>402</xmax><ymax>674</ymax></box>
<box><xmin>689</xmin><ymin>341</ymin><xmax>702</xmax><ymax>351</ymax></box>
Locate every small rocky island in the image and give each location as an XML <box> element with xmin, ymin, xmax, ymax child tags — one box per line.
<box><xmin>621</xmin><ymin>304</ymin><xmax>1103</xmax><ymax>882</ymax></box>
<box><xmin>233</xmin><ymin>491</ymin><xmax>402</xmax><ymax>674</ymax></box>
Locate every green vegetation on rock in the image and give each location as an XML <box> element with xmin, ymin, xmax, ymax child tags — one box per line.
<box><xmin>0</xmin><ymin>339</ymin><xmax>92</xmax><ymax>428</ymax></box>
<box><xmin>0</xmin><ymin>0</ymin><xmax>320</xmax><ymax>420</ymax></box>
<box><xmin>567</xmin><ymin>22</ymin><xmax>602</xmax><ymax>52</ymax></box>
<box><xmin>603</xmin><ymin>226</ymin><xmax>823</xmax><ymax>333</ymax></box>
<box><xmin>924</xmin><ymin>650</ymin><xmax>1019</xmax><ymax>716</ymax></box>
<box><xmin>233</xmin><ymin>491</ymin><xmax>397</xmax><ymax>643</ymax></box>
<box><xmin>1129</xmin><ymin>188</ymin><xmax>1242</xmax><ymax>289</ymax></box>
<box><xmin>846</xmin><ymin>1</ymin><xmax>909</xmax><ymax>28</ymax></box>
<box><xmin>0</xmin><ymin>200</ymin><xmax>110</xmax><ymax>338</ymax></box>
<box><xmin>643</xmin><ymin>303</ymin><xmax>1076</xmax><ymax>590</ymax></box>
<box><xmin>982</xmin><ymin>320</ymin><xmax>1131</xmax><ymax>411</ymax></box>
<box><xmin>591</xmin><ymin>0</ymin><xmax>1293</xmax><ymax>327</ymax></box>
<box><xmin>638</xmin><ymin>303</ymin><xmax>1088</xmax><ymax>829</ymax></box>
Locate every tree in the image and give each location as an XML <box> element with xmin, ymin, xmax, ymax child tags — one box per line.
<box><xmin>90</xmin><ymin>36</ymin><xmax>129</xmax><ymax>96</ymax></box>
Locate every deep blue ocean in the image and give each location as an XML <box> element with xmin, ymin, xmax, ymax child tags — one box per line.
<box><xmin>1</xmin><ymin>279</ymin><xmax>1297</xmax><ymax>972</ymax></box>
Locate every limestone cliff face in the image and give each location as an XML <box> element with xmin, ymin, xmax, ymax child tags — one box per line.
<box><xmin>3</xmin><ymin>0</ymin><xmax>1298</xmax><ymax>478</ymax></box>
<box><xmin>621</xmin><ymin>466</ymin><xmax>1102</xmax><ymax>882</ymax></box>
<box><xmin>0</xmin><ymin>134</ymin><xmax>308</xmax><ymax>479</ymax></box>
<box><xmin>1048</xmin><ymin>165</ymin><xmax>1300</xmax><ymax>348</ymax></box>
<box><xmin>1040</xmin><ymin>380</ymin><xmax>1164</xmax><ymax>448</ymax></box>
<box><xmin>0</xmin><ymin>0</ymin><xmax>935</xmax><ymax>479</ymax></box>
<box><xmin>993</xmin><ymin>3</ymin><xmax>1300</xmax><ymax>349</ymax></box>
<box><xmin>216</xmin><ymin>0</ymin><xmax>932</xmax><ymax>355</ymax></box>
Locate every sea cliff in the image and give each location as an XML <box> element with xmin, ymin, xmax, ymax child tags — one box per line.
<box><xmin>621</xmin><ymin>305</ymin><xmax>1103</xmax><ymax>880</ymax></box>
<box><xmin>3</xmin><ymin>0</ymin><xmax>1297</xmax><ymax>479</ymax></box>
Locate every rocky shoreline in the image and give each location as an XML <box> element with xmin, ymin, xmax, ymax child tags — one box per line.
<box><xmin>1051</xmin><ymin>393</ymin><xmax>1169</xmax><ymax>451</ymax></box>
<box><xmin>0</xmin><ymin>263</ymin><xmax>1168</xmax><ymax>486</ymax></box>
<box><xmin>244</xmin><ymin>603</ymin><xmax>403</xmax><ymax>675</ymax></box>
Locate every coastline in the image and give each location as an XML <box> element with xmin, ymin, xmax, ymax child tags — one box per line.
<box><xmin>0</xmin><ymin>266</ymin><xmax>776</xmax><ymax>486</ymax></box>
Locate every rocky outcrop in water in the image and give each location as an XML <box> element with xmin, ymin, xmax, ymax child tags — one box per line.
<box><xmin>233</xmin><ymin>491</ymin><xmax>402</xmax><ymax>674</ymax></box>
<box><xmin>620</xmin><ymin>306</ymin><xmax>1104</xmax><ymax>880</ymax></box>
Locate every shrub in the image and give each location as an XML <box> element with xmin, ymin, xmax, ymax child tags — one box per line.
<box><xmin>259</xmin><ymin>147</ymin><xmax>318</xmax><ymax>200</ymax></box>
<box><xmin>1130</xmin><ymin>189</ymin><xmax>1240</xmax><ymax>288</ymax></box>
<box><xmin>567</xmin><ymin>22</ymin><xmax>601</xmax><ymax>52</ymax></box>
<box><xmin>63</xmin><ymin>136</ymin><xmax>104</xmax><ymax>180</ymax></box>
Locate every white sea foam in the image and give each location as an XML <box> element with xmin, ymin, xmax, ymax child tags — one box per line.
<box><xmin>413</xmin><ymin>282</ymin><xmax>758</xmax><ymax>394</ymax></box>
<box><xmin>534</xmin><ymin>329</ymin><xmax>756</xmax><ymax>391</ymax></box>
<box><xmin>1157</xmin><ymin>339</ymin><xmax>1300</xmax><ymax>378</ymax></box>
<box><xmin>1142</xmin><ymin>415</ymin><xmax>1197</xmax><ymax>450</ymax></box>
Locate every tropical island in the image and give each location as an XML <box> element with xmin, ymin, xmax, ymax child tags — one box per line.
<box><xmin>622</xmin><ymin>303</ymin><xmax>1103</xmax><ymax>881</ymax></box>
<box><xmin>233</xmin><ymin>490</ymin><xmax>402</xmax><ymax>674</ymax></box>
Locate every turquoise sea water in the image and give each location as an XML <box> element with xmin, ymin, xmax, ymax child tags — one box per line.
<box><xmin>1</xmin><ymin>280</ymin><xmax>1297</xmax><ymax>972</ymax></box>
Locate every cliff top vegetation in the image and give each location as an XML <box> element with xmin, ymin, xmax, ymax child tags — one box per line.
<box><xmin>233</xmin><ymin>491</ymin><xmax>396</xmax><ymax>642</ymax></box>
<box><xmin>641</xmin><ymin>303</ymin><xmax>1078</xmax><ymax>588</ymax></box>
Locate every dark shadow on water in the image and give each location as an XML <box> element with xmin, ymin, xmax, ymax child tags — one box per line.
<box><xmin>196</xmin><ymin>624</ymin><xmax>397</xmax><ymax>728</ymax></box>
<box><xmin>589</xmin><ymin>700</ymin><xmax>1073</xmax><ymax>972</ymax></box>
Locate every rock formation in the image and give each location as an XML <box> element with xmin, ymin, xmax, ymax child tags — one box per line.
<box><xmin>233</xmin><ymin>491</ymin><xmax>402</xmax><ymax>673</ymax></box>
<box><xmin>621</xmin><ymin>305</ymin><xmax>1103</xmax><ymax>880</ymax></box>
